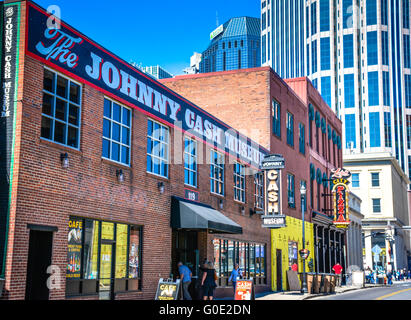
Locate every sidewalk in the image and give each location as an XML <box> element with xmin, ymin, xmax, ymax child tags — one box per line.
<box><xmin>255</xmin><ymin>283</ymin><xmax>386</xmax><ymax>300</ymax></box>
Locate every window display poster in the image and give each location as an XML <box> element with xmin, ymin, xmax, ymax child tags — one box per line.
<box><xmin>288</xmin><ymin>241</ymin><xmax>298</xmax><ymax>271</ymax></box>
<box><xmin>67</xmin><ymin>218</ymin><xmax>83</xmax><ymax>278</ymax></box>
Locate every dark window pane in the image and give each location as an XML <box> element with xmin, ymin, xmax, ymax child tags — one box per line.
<box><xmin>103</xmin><ymin>119</ymin><xmax>111</xmax><ymax>138</ymax></box>
<box><xmin>122</xmin><ymin>108</ymin><xmax>130</xmax><ymax>126</ymax></box>
<box><xmin>54</xmin><ymin>121</ymin><xmax>66</xmax><ymax>144</ymax></box>
<box><xmin>121</xmin><ymin>146</ymin><xmax>130</xmax><ymax>165</ymax></box>
<box><xmin>41</xmin><ymin>116</ymin><xmax>52</xmax><ymax>139</ymax></box>
<box><xmin>69</xmin><ymin>104</ymin><xmax>79</xmax><ymax>126</ymax></box>
<box><xmin>55</xmin><ymin>98</ymin><xmax>66</xmax><ymax>121</ymax></box>
<box><xmin>67</xmin><ymin>126</ymin><xmax>78</xmax><ymax>148</ymax></box>
<box><xmin>112</xmin><ymin>142</ymin><xmax>120</xmax><ymax>161</ymax></box>
<box><xmin>147</xmin><ymin>137</ymin><xmax>152</xmax><ymax>154</ymax></box>
<box><xmin>147</xmin><ymin>155</ymin><xmax>152</xmax><ymax>172</ymax></box>
<box><xmin>102</xmin><ymin>139</ymin><xmax>110</xmax><ymax>158</ymax></box>
<box><xmin>42</xmin><ymin>93</ymin><xmax>53</xmax><ymax>116</ymax></box>
<box><xmin>147</xmin><ymin>120</ymin><xmax>153</xmax><ymax>136</ymax></box>
<box><xmin>122</xmin><ymin>127</ymin><xmax>130</xmax><ymax>145</ymax></box>
<box><xmin>69</xmin><ymin>82</ymin><xmax>80</xmax><ymax>104</ymax></box>
<box><xmin>104</xmin><ymin>99</ymin><xmax>111</xmax><ymax>118</ymax></box>
<box><xmin>112</xmin><ymin>123</ymin><xmax>120</xmax><ymax>142</ymax></box>
<box><xmin>56</xmin><ymin>76</ymin><xmax>68</xmax><ymax>98</ymax></box>
<box><xmin>113</xmin><ymin>103</ymin><xmax>121</xmax><ymax>122</ymax></box>
<box><xmin>43</xmin><ymin>69</ymin><xmax>55</xmax><ymax>92</ymax></box>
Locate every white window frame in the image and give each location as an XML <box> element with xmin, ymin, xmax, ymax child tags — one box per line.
<box><xmin>254</xmin><ymin>172</ymin><xmax>264</xmax><ymax>209</ymax></box>
<box><xmin>234</xmin><ymin>162</ymin><xmax>246</xmax><ymax>203</ymax></box>
<box><xmin>102</xmin><ymin>97</ymin><xmax>132</xmax><ymax>166</ymax></box>
<box><xmin>147</xmin><ymin>119</ymin><xmax>169</xmax><ymax>178</ymax></box>
<box><xmin>184</xmin><ymin>136</ymin><xmax>198</xmax><ymax>188</ymax></box>
<box><xmin>210</xmin><ymin>149</ymin><xmax>225</xmax><ymax>196</ymax></box>
<box><xmin>41</xmin><ymin>67</ymin><xmax>82</xmax><ymax>150</ymax></box>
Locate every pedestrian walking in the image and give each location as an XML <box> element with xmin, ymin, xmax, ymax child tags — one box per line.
<box><xmin>332</xmin><ymin>262</ymin><xmax>343</xmax><ymax>286</ymax></box>
<box><xmin>196</xmin><ymin>259</ymin><xmax>208</xmax><ymax>299</ymax></box>
<box><xmin>201</xmin><ymin>261</ymin><xmax>218</xmax><ymax>300</ymax></box>
<box><xmin>229</xmin><ymin>263</ymin><xmax>242</xmax><ymax>293</ymax></box>
<box><xmin>178</xmin><ymin>262</ymin><xmax>192</xmax><ymax>300</ymax></box>
<box><xmin>387</xmin><ymin>270</ymin><xmax>393</xmax><ymax>285</ymax></box>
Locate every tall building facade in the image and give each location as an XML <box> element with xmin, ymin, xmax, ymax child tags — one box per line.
<box><xmin>262</xmin><ymin>0</ymin><xmax>411</xmax><ymax>183</ymax></box>
<box><xmin>200</xmin><ymin>17</ymin><xmax>261</xmax><ymax>73</ymax></box>
<box><xmin>141</xmin><ymin>65</ymin><xmax>173</xmax><ymax>80</ymax></box>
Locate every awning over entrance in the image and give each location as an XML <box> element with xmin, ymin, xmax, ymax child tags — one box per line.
<box><xmin>171</xmin><ymin>197</ymin><xmax>242</xmax><ymax>234</ymax></box>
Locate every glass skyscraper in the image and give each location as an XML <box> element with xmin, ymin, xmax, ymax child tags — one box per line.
<box><xmin>262</xmin><ymin>0</ymin><xmax>411</xmax><ymax>181</ymax></box>
<box><xmin>200</xmin><ymin>17</ymin><xmax>261</xmax><ymax>73</ymax></box>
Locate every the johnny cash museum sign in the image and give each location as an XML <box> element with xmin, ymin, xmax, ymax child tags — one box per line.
<box><xmin>261</xmin><ymin>154</ymin><xmax>286</xmax><ymax>228</ymax></box>
<box><xmin>25</xmin><ymin>3</ymin><xmax>267</xmax><ymax>169</ymax></box>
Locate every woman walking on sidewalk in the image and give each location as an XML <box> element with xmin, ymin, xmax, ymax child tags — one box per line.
<box><xmin>201</xmin><ymin>261</ymin><xmax>218</xmax><ymax>300</ymax></box>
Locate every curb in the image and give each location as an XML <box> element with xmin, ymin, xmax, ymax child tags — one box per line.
<box><xmin>302</xmin><ymin>285</ymin><xmax>386</xmax><ymax>300</ymax></box>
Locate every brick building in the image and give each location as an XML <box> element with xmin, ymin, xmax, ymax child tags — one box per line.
<box><xmin>161</xmin><ymin>67</ymin><xmax>344</xmax><ymax>290</ymax></box>
<box><xmin>0</xmin><ymin>0</ymin><xmax>272</xmax><ymax>300</ymax></box>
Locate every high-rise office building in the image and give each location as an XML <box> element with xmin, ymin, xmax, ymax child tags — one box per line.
<box><xmin>200</xmin><ymin>17</ymin><xmax>261</xmax><ymax>73</ymax></box>
<box><xmin>141</xmin><ymin>65</ymin><xmax>173</xmax><ymax>80</ymax></box>
<box><xmin>262</xmin><ymin>0</ymin><xmax>411</xmax><ymax>182</ymax></box>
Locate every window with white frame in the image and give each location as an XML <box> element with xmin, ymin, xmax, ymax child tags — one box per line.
<box><xmin>184</xmin><ymin>137</ymin><xmax>197</xmax><ymax>187</ymax></box>
<box><xmin>41</xmin><ymin>68</ymin><xmax>81</xmax><ymax>148</ymax></box>
<box><xmin>254</xmin><ymin>172</ymin><xmax>264</xmax><ymax>209</ymax></box>
<box><xmin>147</xmin><ymin>119</ymin><xmax>169</xmax><ymax>178</ymax></box>
<box><xmin>102</xmin><ymin>98</ymin><xmax>131</xmax><ymax>165</ymax></box>
<box><xmin>210</xmin><ymin>149</ymin><xmax>224</xmax><ymax>195</ymax></box>
<box><xmin>234</xmin><ymin>163</ymin><xmax>246</xmax><ymax>203</ymax></box>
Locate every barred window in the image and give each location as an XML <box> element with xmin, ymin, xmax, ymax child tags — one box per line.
<box><xmin>147</xmin><ymin>119</ymin><xmax>169</xmax><ymax>178</ymax></box>
<box><xmin>254</xmin><ymin>172</ymin><xmax>264</xmax><ymax>209</ymax></box>
<box><xmin>234</xmin><ymin>162</ymin><xmax>246</xmax><ymax>203</ymax></box>
<box><xmin>210</xmin><ymin>149</ymin><xmax>224</xmax><ymax>195</ymax></box>
<box><xmin>102</xmin><ymin>98</ymin><xmax>131</xmax><ymax>165</ymax></box>
<box><xmin>184</xmin><ymin>137</ymin><xmax>197</xmax><ymax>187</ymax></box>
<box><xmin>41</xmin><ymin>68</ymin><xmax>81</xmax><ymax>148</ymax></box>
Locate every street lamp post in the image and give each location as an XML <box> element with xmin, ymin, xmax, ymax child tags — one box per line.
<box><xmin>300</xmin><ymin>185</ymin><xmax>308</xmax><ymax>294</ymax></box>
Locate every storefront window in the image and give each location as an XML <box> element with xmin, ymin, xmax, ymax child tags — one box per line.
<box><xmin>83</xmin><ymin>220</ymin><xmax>99</xmax><ymax>279</ymax></box>
<box><xmin>260</xmin><ymin>245</ymin><xmax>266</xmax><ymax>279</ymax></box>
<box><xmin>101</xmin><ymin>221</ymin><xmax>114</xmax><ymax>240</ymax></box>
<box><xmin>129</xmin><ymin>226</ymin><xmax>141</xmax><ymax>279</ymax></box>
<box><xmin>221</xmin><ymin>240</ymin><xmax>228</xmax><ymax>277</ymax></box>
<box><xmin>115</xmin><ymin>224</ymin><xmax>128</xmax><ymax>278</ymax></box>
<box><xmin>213</xmin><ymin>239</ymin><xmax>221</xmax><ymax>277</ymax></box>
<box><xmin>239</xmin><ymin>242</ymin><xmax>246</xmax><ymax>274</ymax></box>
<box><xmin>249</xmin><ymin>243</ymin><xmax>255</xmax><ymax>279</ymax></box>
<box><xmin>228</xmin><ymin>240</ymin><xmax>234</xmax><ymax>274</ymax></box>
<box><xmin>66</xmin><ymin>217</ymin><xmax>143</xmax><ymax>296</ymax></box>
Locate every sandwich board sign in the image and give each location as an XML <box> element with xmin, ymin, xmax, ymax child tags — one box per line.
<box><xmin>234</xmin><ymin>279</ymin><xmax>255</xmax><ymax>300</ymax></box>
<box><xmin>155</xmin><ymin>278</ymin><xmax>181</xmax><ymax>300</ymax></box>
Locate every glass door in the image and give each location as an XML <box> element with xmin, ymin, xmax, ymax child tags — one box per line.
<box><xmin>99</xmin><ymin>243</ymin><xmax>113</xmax><ymax>300</ymax></box>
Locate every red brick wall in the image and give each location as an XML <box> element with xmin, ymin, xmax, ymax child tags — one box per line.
<box><xmin>161</xmin><ymin>68</ymin><xmax>310</xmax><ymax>222</ymax></box>
<box><xmin>3</xmin><ymin>14</ymin><xmax>270</xmax><ymax>298</ymax></box>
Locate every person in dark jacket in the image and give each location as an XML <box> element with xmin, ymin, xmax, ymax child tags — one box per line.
<box><xmin>201</xmin><ymin>261</ymin><xmax>217</xmax><ymax>300</ymax></box>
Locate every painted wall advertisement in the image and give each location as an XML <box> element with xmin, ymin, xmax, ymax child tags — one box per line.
<box><xmin>25</xmin><ymin>2</ymin><xmax>268</xmax><ymax>170</ymax></box>
<box><xmin>67</xmin><ymin>218</ymin><xmax>82</xmax><ymax>278</ymax></box>
<box><xmin>331</xmin><ymin>168</ymin><xmax>351</xmax><ymax>228</ymax></box>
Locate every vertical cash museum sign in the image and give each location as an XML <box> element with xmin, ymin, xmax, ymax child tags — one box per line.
<box><xmin>331</xmin><ymin>168</ymin><xmax>351</xmax><ymax>228</ymax></box>
<box><xmin>260</xmin><ymin>154</ymin><xmax>286</xmax><ymax>228</ymax></box>
<box><xmin>0</xmin><ymin>1</ymin><xmax>20</xmax><ymax>277</ymax></box>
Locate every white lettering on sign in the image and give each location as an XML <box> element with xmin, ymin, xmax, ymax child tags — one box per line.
<box><xmin>266</xmin><ymin>170</ymin><xmax>280</xmax><ymax>214</ymax></box>
<box><xmin>2</xmin><ymin>11</ymin><xmax>16</xmax><ymax>118</ymax></box>
<box><xmin>36</xmin><ymin>28</ymin><xmax>82</xmax><ymax>68</ymax></box>
<box><xmin>264</xmin><ymin>217</ymin><xmax>285</xmax><ymax>225</ymax></box>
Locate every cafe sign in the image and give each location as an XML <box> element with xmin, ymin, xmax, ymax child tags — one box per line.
<box><xmin>331</xmin><ymin>168</ymin><xmax>351</xmax><ymax>228</ymax></box>
<box><xmin>261</xmin><ymin>154</ymin><xmax>286</xmax><ymax>229</ymax></box>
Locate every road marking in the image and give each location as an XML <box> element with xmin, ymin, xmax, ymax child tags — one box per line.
<box><xmin>375</xmin><ymin>288</ymin><xmax>411</xmax><ymax>300</ymax></box>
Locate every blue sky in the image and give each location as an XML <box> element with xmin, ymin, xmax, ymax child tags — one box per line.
<box><xmin>34</xmin><ymin>0</ymin><xmax>260</xmax><ymax>75</ymax></box>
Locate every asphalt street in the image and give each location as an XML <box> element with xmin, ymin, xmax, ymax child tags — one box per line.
<box><xmin>312</xmin><ymin>281</ymin><xmax>411</xmax><ymax>300</ymax></box>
